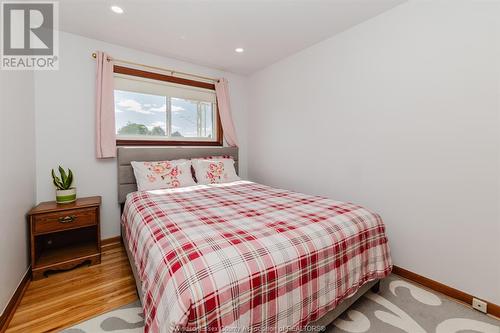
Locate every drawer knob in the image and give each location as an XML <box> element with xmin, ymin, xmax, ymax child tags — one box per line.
<box><xmin>58</xmin><ymin>215</ymin><xmax>76</xmax><ymax>223</ymax></box>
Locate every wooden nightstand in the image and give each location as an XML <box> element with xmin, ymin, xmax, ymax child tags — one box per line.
<box><xmin>28</xmin><ymin>196</ymin><xmax>102</xmax><ymax>280</ymax></box>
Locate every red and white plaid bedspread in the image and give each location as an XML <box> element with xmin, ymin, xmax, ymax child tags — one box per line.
<box><xmin>122</xmin><ymin>181</ymin><xmax>392</xmax><ymax>333</ymax></box>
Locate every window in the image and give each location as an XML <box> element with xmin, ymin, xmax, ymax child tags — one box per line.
<box><xmin>113</xmin><ymin>66</ymin><xmax>222</xmax><ymax>146</ymax></box>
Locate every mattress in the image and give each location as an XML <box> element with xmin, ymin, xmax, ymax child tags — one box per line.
<box><xmin>121</xmin><ymin>180</ymin><xmax>392</xmax><ymax>333</ymax></box>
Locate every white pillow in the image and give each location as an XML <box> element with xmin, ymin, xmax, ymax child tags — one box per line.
<box><xmin>192</xmin><ymin>157</ymin><xmax>240</xmax><ymax>184</ymax></box>
<box><xmin>131</xmin><ymin>159</ymin><xmax>196</xmax><ymax>191</ymax></box>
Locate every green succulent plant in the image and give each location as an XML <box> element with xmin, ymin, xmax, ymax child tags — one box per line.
<box><xmin>51</xmin><ymin>166</ymin><xmax>74</xmax><ymax>190</ymax></box>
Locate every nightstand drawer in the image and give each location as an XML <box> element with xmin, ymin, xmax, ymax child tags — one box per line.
<box><xmin>33</xmin><ymin>207</ymin><xmax>97</xmax><ymax>234</ymax></box>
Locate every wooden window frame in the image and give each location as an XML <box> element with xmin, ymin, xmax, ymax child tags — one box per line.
<box><xmin>114</xmin><ymin>65</ymin><xmax>223</xmax><ymax>147</ymax></box>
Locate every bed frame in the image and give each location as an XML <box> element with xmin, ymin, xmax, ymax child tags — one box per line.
<box><xmin>117</xmin><ymin>146</ymin><xmax>380</xmax><ymax>331</ymax></box>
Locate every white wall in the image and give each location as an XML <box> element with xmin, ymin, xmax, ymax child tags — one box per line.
<box><xmin>0</xmin><ymin>71</ymin><xmax>35</xmax><ymax>314</ymax></box>
<box><xmin>248</xmin><ymin>0</ymin><xmax>500</xmax><ymax>304</ymax></box>
<box><xmin>35</xmin><ymin>32</ymin><xmax>249</xmax><ymax>238</ymax></box>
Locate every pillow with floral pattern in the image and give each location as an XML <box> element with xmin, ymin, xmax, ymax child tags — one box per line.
<box><xmin>191</xmin><ymin>156</ymin><xmax>240</xmax><ymax>184</ymax></box>
<box><xmin>131</xmin><ymin>159</ymin><xmax>196</xmax><ymax>191</ymax></box>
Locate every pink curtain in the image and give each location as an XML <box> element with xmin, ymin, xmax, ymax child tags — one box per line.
<box><xmin>215</xmin><ymin>78</ymin><xmax>239</xmax><ymax>147</ymax></box>
<box><xmin>95</xmin><ymin>51</ymin><xmax>116</xmax><ymax>158</ymax></box>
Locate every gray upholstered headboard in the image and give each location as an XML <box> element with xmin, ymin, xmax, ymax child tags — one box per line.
<box><xmin>117</xmin><ymin>146</ymin><xmax>239</xmax><ymax>203</ymax></box>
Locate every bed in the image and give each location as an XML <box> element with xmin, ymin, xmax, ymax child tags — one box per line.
<box><xmin>118</xmin><ymin>147</ymin><xmax>392</xmax><ymax>333</ymax></box>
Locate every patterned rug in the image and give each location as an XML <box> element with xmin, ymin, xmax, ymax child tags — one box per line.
<box><xmin>62</xmin><ymin>274</ymin><xmax>499</xmax><ymax>333</ymax></box>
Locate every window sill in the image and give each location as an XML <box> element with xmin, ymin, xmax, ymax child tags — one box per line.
<box><xmin>116</xmin><ymin>139</ymin><xmax>223</xmax><ymax>147</ymax></box>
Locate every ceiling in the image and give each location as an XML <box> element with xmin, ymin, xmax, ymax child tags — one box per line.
<box><xmin>59</xmin><ymin>0</ymin><xmax>404</xmax><ymax>75</ymax></box>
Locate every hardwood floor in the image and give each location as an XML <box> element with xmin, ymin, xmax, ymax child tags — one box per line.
<box><xmin>6</xmin><ymin>241</ymin><xmax>138</xmax><ymax>333</ymax></box>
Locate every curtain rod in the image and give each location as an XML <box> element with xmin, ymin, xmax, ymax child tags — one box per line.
<box><xmin>91</xmin><ymin>52</ymin><xmax>219</xmax><ymax>83</ymax></box>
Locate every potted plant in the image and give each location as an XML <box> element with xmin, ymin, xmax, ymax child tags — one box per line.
<box><xmin>51</xmin><ymin>166</ymin><xmax>76</xmax><ymax>204</ymax></box>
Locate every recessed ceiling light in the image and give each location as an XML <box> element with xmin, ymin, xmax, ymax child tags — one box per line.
<box><xmin>235</xmin><ymin>48</ymin><xmax>244</xmax><ymax>53</ymax></box>
<box><xmin>111</xmin><ymin>6</ymin><xmax>124</xmax><ymax>14</ymax></box>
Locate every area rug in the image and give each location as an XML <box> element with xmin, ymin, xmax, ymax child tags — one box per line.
<box><xmin>62</xmin><ymin>274</ymin><xmax>499</xmax><ymax>333</ymax></box>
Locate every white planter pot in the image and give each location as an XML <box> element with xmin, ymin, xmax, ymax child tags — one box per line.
<box><xmin>56</xmin><ymin>188</ymin><xmax>77</xmax><ymax>204</ymax></box>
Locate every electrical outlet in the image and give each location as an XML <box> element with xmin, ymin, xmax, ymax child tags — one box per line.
<box><xmin>472</xmin><ymin>298</ymin><xmax>487</xmax><ymax>313</ymax></box>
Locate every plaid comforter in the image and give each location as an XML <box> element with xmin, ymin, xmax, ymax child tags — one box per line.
<box><xmin>122</xmin><ymin>181</ymin><xmax>392</xmax><ymax>333</ymax></box>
